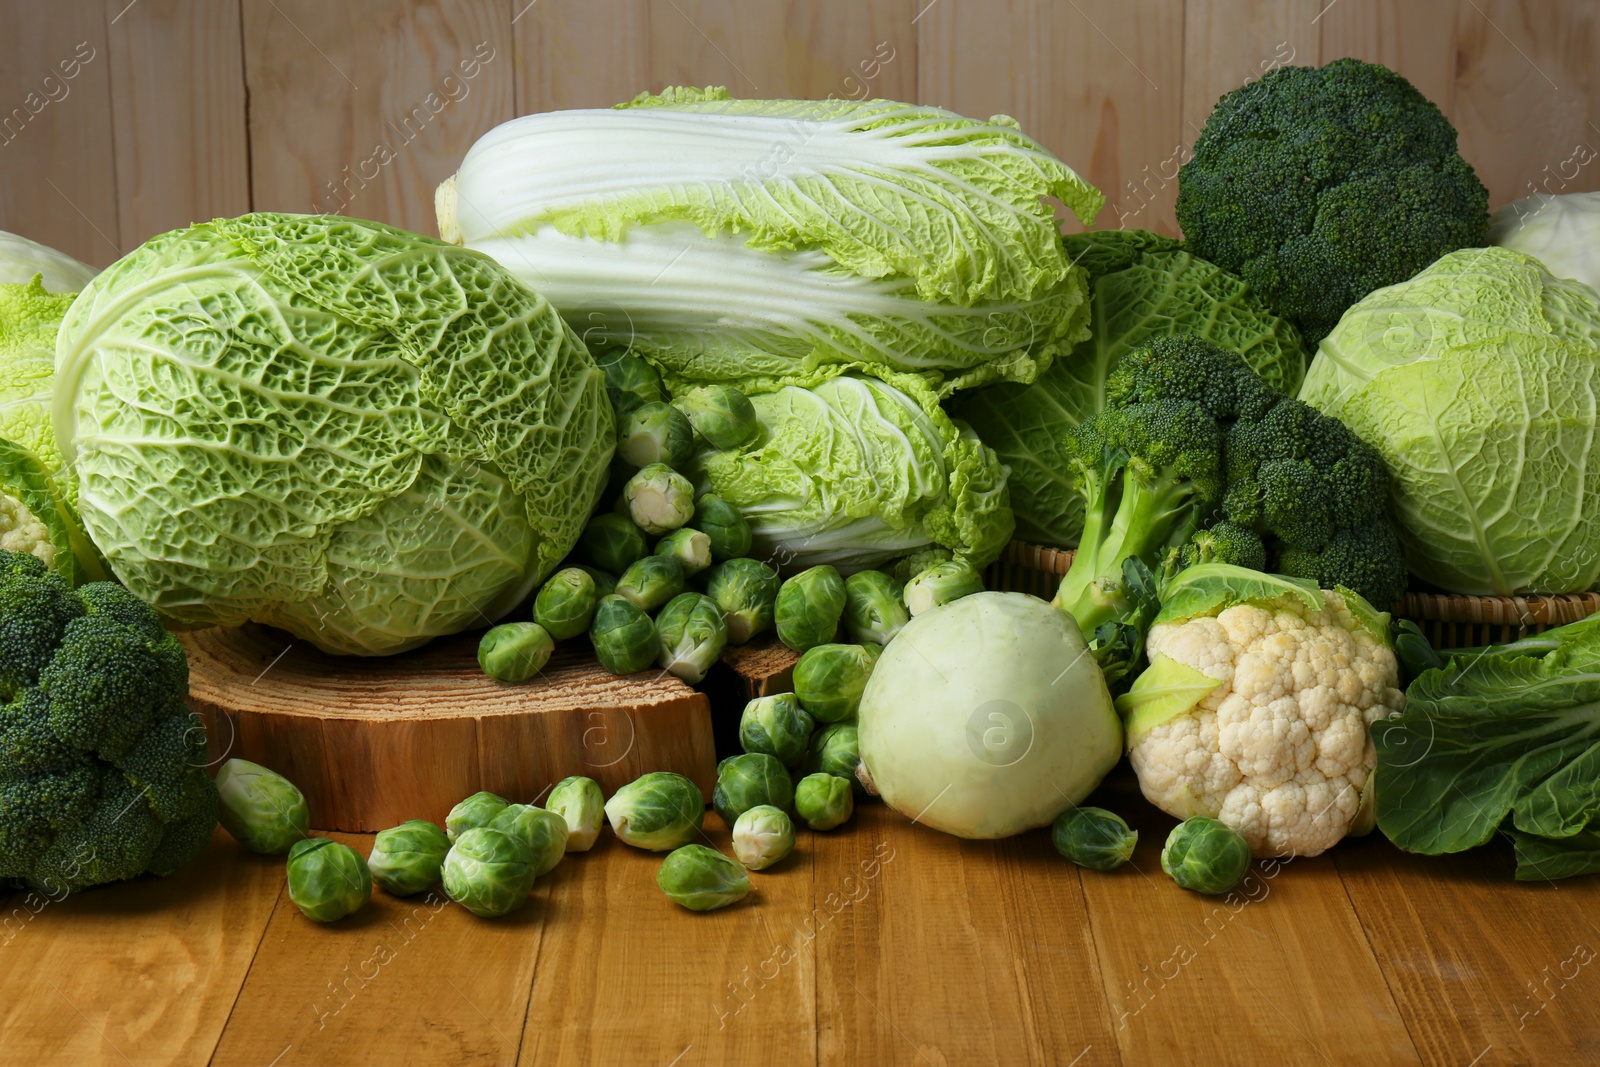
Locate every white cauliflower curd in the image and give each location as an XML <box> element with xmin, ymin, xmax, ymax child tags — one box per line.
<box><xmin>1118</xmin><ymin>564</ymin><xmax>1405</xmax><ymax>858</ymax></box>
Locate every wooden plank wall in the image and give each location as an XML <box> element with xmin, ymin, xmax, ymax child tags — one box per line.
<box><xmin>1</xmin><ymin>0</ymin><xmax>1596</xmax><ymax>266</ymax></box>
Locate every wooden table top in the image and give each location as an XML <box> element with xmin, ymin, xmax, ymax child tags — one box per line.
<box><xmin>2</xmin><ymin>770</ymin><xmax>1597</xmax><ymax>1067</ymax></box>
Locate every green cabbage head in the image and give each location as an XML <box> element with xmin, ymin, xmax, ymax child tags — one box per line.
<box><xmin>1301</xmin><ymin>247</ymin><xmax>1600</xmax><ymax>595</ymax></box>
<box><xmin>54</xmin><ymin>213</ymin><xmax>614</xmax><ymax>654</ymax></box>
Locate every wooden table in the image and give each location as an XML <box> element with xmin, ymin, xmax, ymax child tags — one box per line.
<box><xmin>3</xmin><ymin>771</ymin><xmax>1597</xmax><ymax>1067</ymax></box>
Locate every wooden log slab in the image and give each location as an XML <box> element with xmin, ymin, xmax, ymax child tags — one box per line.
<box><xmin>181</xmin><ymin>624</ymin><xmax>716</xmax><ymax>832</ymax></box>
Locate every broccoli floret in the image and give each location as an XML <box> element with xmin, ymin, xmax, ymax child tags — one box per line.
<box><xmin>1052</xmin><ymin>336</ymin><xmax>1407</xmax><ymax>637</ymax></box>
<box><xmin>1175</xmin><ymin>58</ymin><xmax>1489</xmax><ymax>342</ymax></box>
<box><xmin>0</xmin><ymin>554</ymin><xmax>217</xmax><ymax>893</ymax></box>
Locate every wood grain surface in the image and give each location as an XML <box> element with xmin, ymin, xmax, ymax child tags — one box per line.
<box><xmin>5</xmin><ymin>1</ymin><xmax>1599</xmax><ymax>262</ymax></box>
<box><xmin>183</xmin><ymin>624</ymin><xmax>717</xmax><ymax>831</ymax></box>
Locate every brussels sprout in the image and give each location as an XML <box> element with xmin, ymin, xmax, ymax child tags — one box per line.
<box><xmin>693</xmin><ymin>493</ymin><xmax>753</xmax><ymax>561</ymax></box>
<box><xmin>605</xmin><ymin>771</ymin><xmax>706</xmax><ymax>851</ymax></box>
<box><xmin>902</xmin><ymin>560</ymin><xmax>984</xmax><ymax>616</ymax></box>
<box><xmin>795</xmin><ymin>772</ymin><xmax>854</xmax><ymax>831</ymax></box>
<box><xmin>619</xmin><ymin>400</ymin><xmax>695</xmax><ymax>469</ymax></box>
<box><xmin>843</xmin><ymin>570</ymin><xmax>910</xmax><ymax>646</ymax></box>
<box><xmin>1052</xmin><ymin>807</ymin><xmax>1138</xmax><ymax>872</ymax></box>
<box><xmin>625</xmin><ymin>463</ymin><xmax>697</xmax><ymax>535</ymax></box>
<box><xmin>793</xmin><ymin>643</ymin><xmax>880</xmax><ymax>723</ymax></box>
<box><xmin>490</xmin><ymin>804</ymin><xmax>568</xmax><ymax>877</ymax></box>
<box><xmin>575</xmin><ymin>565</ymin><xmax>618</xmax><ymax>599</ymax></box>
<box><xmin>595</xmin><ymin>347</ymin><xmax>665</xmax><ymax>416</ymax></box>
<box><xmin>533</xmin><ymin>567</ymin><xmax>599</xmax><ymax>640</ymax></box>
<box><xmin>368</xmin><ymin>820</ymin><xmax>451</xmax><ymax>897</ymax></box>
<box><xmin>675</xmin><ymin>384</ymin><xmax>759</xmax><ymax>450</ymax></box>
<box><xmin>656</xmin><ymin>844</ymin><xmax>751</xmax><ymax>912</ymax></box>
<box><xmin>775</xmin><ymin>565</ymin><xmax>847</xmax><ymax>652</ymax></box>
<box><xmin>804</xmin><ymin>723</ymin><xmax>863</xmax><ymax>791</ymax></box>
<box><xmin>446</xmin><ymin>791</ymin><xmax>510</xmax><ymax>843</ymax></box>
<box><xmin>286</xmin><ymin>838</ymin><xmax>372</xmax><ymax>922</ymax></box>
<box><xmin>615</xmin><ymin>554</ymin><xmax>687</xmax><ymax>612</ymax></box>
<box><xmin>589</xmin><ymin>594</ymin><xmax>658</xmax><ymax>675</ymax></box>
<box><xmin>581</xmin><ymin>513</ymin><xmax>649</xmax><ymax>575</ymax></box>
<box><xmin>216</xmin><ymin>758</ymin><xmax>309</xmax><ymax>855</ymax></box>
<box><xmin>712</xmin><ymin>753</ymin><xmax>795</xmax><ymax>825</ymax></box>
<box><xmin>739</xmin><ymin>693</ymin><xmax>815</xmax><ymax>767</ymax></box>
<box><xmin>654</xmin><ymin>527</ymin><xmax>713</xmax><ymax>577</ymax></box>
<box><xmin>442</xmin><ymin>827</ymin><xmax>536</xmax><ymax>918</ymax></box>
<box><xmin>656</xmin><ymin>591</ymin><xmax>729</xmax><ymax>684</ymax></box>
<box><xmin>731</xmin><ymin>805</ymin><xmax>796</xmax><ymax>871</ymax></box>
<box><xmin>478</xmin><ymin>622</ymin><xmax>555</xmax><ymax>683</ymax></box>
<box><xmin>890</xmin><ymin>548</ymin><xmax>953</xmax><ymax>586</ymax></box>
<box><xmin>704</xmin><ymin>557</ymin><xmax>781</xmax><ymax>644</ymax></box>
<box><xmin>547</xmin><ymin>776</ymin><xmax>606</xmax><ymax>852</ymax></box>
<box><xmin>1161</xmin><ymin>817</ymin><xmax>1251</xmax><ymax>895</ymax></box>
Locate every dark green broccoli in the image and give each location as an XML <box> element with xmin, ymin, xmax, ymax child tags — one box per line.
<box><xmin>1175</xmin><ymin>58</ymin><xmax>1489</xmax><ymax>342</ymax></box>
<box><xmin>1051</xmin><ymin>335</ymin><xmax>1406</xmax><ymax>638</ymax></box>
<box><xmin>0</xmin><ymin>550</ymin><xmax>216</xmax><ymax>893</ymax></box>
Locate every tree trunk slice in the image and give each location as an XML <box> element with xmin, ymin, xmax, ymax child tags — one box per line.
<box><xmin>716</xmin><ymin>634</ymin><xmax>801</xmax><ymax>702</ymax></box>
<box><xmin>181</xmin><ymin>624</ymin><xmax>716</xmax><ymax>832</ymax></box>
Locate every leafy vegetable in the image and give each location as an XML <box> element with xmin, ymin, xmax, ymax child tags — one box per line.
<box><xmin>439</xmin><ymin>88</ymin><xmax>1103</xmax><ymax>397</ymax></box>
<box><xmin>731</xmin><ymin>805</ymin><xmax>795</xmax><ymax>871</ymax></box>
<box><xmin>489</xmin><ymin>804</ymin><xmax>567</xmax><ymax>877</ymax></box>
<box><xmin>952</xmin><ymin>233</ymin><xmax>1307</xmax><ymax>546</ymax></box>
<box><xmin>0</xmin><ymin>551</ymin><xmax>218</xmax><ymax>892</ymax></box>
<box><xmin>842</xmin><ymin>570</ymin><xmax>907</xmax><ymax>646</ymax></box>
<box><xmin>1051</xmin><ymin>807</ymin><xmax>1137</xmax><ymax>871</ymax></box>
<box><xmin>1161</xmin><ymin>817</ymin><xmax>1250</xmax><ymax>895</ymax></box>
<box><xmin>546</xmin><ymin>776</ymin><xmax>605</xmax><ymax>852</ymax></box>
<box><xmin>1176</xmin><ymin>58</ymin><xmax>1489</xmax><ymax>342</ymax></box>
<box><xmin>739</xmin><ymin>694</ymin><xmax>814</xmax><ymax>768</ymax></box>
<box><xmin>446</xmin><ymin>791</ymin><xmax>510</xmax><ymax>842</ymax></box>
<box><xmin>902</xmin><ymin>560</ymin><xmax>983</xmax><ymax>616</ymax></box>
<box><xmin>704</xmin><ymin>557</ymin><xmax>779</xmax><ymax>644</ymax></box>
<box><xmin>368</xmin><ymin>820</ymin><xmax>450</xmax><ymax>896</ymax></box>
<box><xmin>442</xmin><ymin>827</ymin><xmax>535</xmax><ymax>918</ymax></box>
<box><xmin>794</xmin><ymin>772</ymin><xmax>854</xmax><ymax>831</ymax></box>
<box><xmin>215</xmin><ymin>758</ymin><xmax>309</xmax><ymax>855</ymax></box>
<box><xmin>1489</xmin><ymin>190</ymin><xmax>1600</xmax><ymax>297</ymax></box>
<box><xmin>533</xmin><ymin>567</ymin><xmax>599</xmax><ymax>640</ymax></box>
<box><xmin>1302</xmin><ymin>247</ymin><xmax>1600</xmax><ymax>595</ymax></box>
<box><xmin>656</xmin><ymin>844</ymin><xmax>750</xmax><ymax>912</ymax></box>
<box><xmin>477</xmin><ymin>622</ymin><xmax>555</xmax><ymax>683</ymax></box>
<box><xmin>54</xmin><ymin>213</ymin><xmax>614</xmax><ymax>656</ymax></box>
<box><xmin>792</xmin><ymin>643</ymin><xmax>879</xmax><ymax>723</ymax></box>
<box><xmin>775</xmin><ymin>566</ymin><xmax>846</xmax><ymax>652</ymax></box>
<box><xmin>0</xmin><ymin>230</ymin><xmax>96</xmax><ymax>292</ymax></box>
<box><xmin>712</xmin><ymin>753</ymin><xmax>794</xmax><ymax>825</ymax></box>
<box><xmin>655</xmin><ymin>591</ymin><xmax>728</xmax><ymax>683</ymax></box>
<box><xmin>605</xmin><ymin>771</ymin><xmax>705</xmax><ymax>851</ymax></box>
<box><xmin>588</xmin><ymin>594</ymin><xmax>657</xmax><ymax>674</ymax></box>
<box><xmin>287</xmin><ymin>838</ymin><xmax>372</xmax><ymax>922</ymax></box>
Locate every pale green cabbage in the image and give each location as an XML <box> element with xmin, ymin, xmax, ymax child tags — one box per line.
<box><xmin>55</xmin><ymin>213</ymin><xmax>613</xmax><ymax>654</ymax></box>
<box><xmin>437</xmin><ymin>87</ymin><xmax>1102</xmax><ymax>397</ymax></box>
<box><xmin>1489</xmin><ymin>191</ymin><xmax>1600</xmax><ymax>298</ymax></box>
<box><xmin>0</xmin><ymin>229</ymin><xmax>97</xmax><ymax>293</ymax></box>
<box><xmin>688</xmin><ymin>374</ymin><xmax>1011</xmax><ymax>571</ymax></box>
<box><xmin>1301</xmin><ymin>247</ymin><xmax>1600</xmax><ymax>595</ymax></box>
<box><xmin>951</xmin><ymin>232</ymin><xmax>1307</xmax><ymax>546</ymax></box>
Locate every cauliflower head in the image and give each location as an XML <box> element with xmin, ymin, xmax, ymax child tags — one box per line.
<box><xmin>1118</xmin><ymin>564</ymin><xmax>1404</xmax><ymax>857</ymax></box>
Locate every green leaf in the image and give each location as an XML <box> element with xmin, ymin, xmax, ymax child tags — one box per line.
<box><xmin>1512</xmin><ymin>827</ymin><xmax>1600</xmax><ymax>881</ymax></box>
<box><xmin>0</xmin><ymin>435</ymin><xmax>106</xmax><ymax>586</ymax></box>
<box><xmin>1152</xmin><ymin>564</ymin><xmax>1322</xmax><ymax>627</ymax></box>
<box><xmin>1114</xmin><ymin>652</ymin><xmax>1224</xmax><ymax>745</ymax></box>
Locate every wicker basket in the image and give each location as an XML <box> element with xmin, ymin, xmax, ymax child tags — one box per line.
<box><xmin>982</xmin><ymin>540</ymin><xmax>1600</xmax><ymax>648</ymax></box>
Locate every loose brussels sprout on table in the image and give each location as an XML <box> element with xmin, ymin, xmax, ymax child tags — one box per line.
<box><xmin>605</xmin><ymin>771</ymin><xmax>706</xmax><ymax>851</ymax></box>
<box><xmin>547</xmin><ymin>776</ymin><xmax>606</xmax><ymax>852</ymax></box>
<box><xmin>693</xmin><ymin>493</ymin><xmax>753</xmax><ymax>561</ymax></box>
<box><xmin>656</xmin><ymin>591</ymin><xmax>729</xmax><ymax>684</ymax></box>
<box><xmin>534</xmin><ymin>567</ymin><xmax>599</xmax><ymax>640</ymax></box>
<box><xmin>368</xmin><ymin>820</ymin><xmax>451</xmax><ymax>897</ymax></box>
<box><xmin>1052</xmin><ymin>807</ymin><xmax>1138</xmax><ymax>872</ymax></box>
<box><xmin>657</xmin><ymin>844</ymin><xmax>752</xmax><ymax>912</ymax></box>
<box><xmin>805</xmin><ymin>723</ymin><xmax>862</xmax><ymax>789</ymax></box>
<box><xmin>705</xmin><ymin>557</ymin><xmax>781</xmax><ymax>644</ymax></box>
<box><xmin>1162</xmin><ymin>817</ymin><xmax>1251</xmax><ymax>895</ymax></box>
<box><xmin>589</xmin><ymin>594</ymin><xmax>658</xmax><ymax>674</ymax></box>
<box><xmin>581</xmin><ymin>513</ymin><xmax>650</xmax><ymax>575</ymax></box>
<box><xmin>732</xmin><ymin>805</ymin><xmax>795</xmax><ymax>871</ymax></box>
<box><xmin>739</xmin><ymin>693</ymin><xmax>815</xmax><ymax>767</ymax></box>
<box><xmin>793</xmin><ymin>643</ymin><xmax>880</xmax><ymax>723</ymax></box>
<box><xmin>625</xmin><ymin>463</ymin><xmax>697</xmax><ymax>535</ymax></box>
<box><xmin>447</xmin><ymin>791</ymin><xmax>510</xmax><ymax>843</ymax></box>
<box><xmin>287</xmin><ymin>838</ymin><xmax>372</xmax><ymax>922</ymax></box>
<box><xmin>615</xmin><ymin>554</ymin><xmax>686</xmax><ymax>612</ymax></box>
<box><xmin>618</xmin><ymin>400</ymin><xmax>696</xmax><ymax>469</ymax></box>
<box><xmin>478</xmin><ymin>622</ymin><xmax>555</xmax><ymax>683</ymax></box>
<box><xmin>902</xmin><ymin>560</ymin><xmax>984</xmax><ymax>616</ymax></box>
<box><xmin>775</xmin><ymin>565</ymin><xmax>847</xmax><ymax>652</ymax></box>
<box><xmin>675</xmin><ymin>384</ymin><xmax>759</xmax><ymax>450</ymax></box>
<box><xmin>216</xmin><ymin>758</ymin><xmax>309</xmax><ymax>855</ymax></box>
<box><xmin>795</xmin><ymin>773</ymin><xmax>854</xmax><ymax>831</ymax></box>
<box><xmin>843</xmin><ymin>570</ymin><xmax>909</xmax><ymax>646</ymax></box>
<box><xmin>490</xmin><ymin>804</ymin><xmax>568</xmax><ymax>877</ymax></box>
<box><xmin>712</xmin><ymin>753</ymin><xmax>795</xmax><ymax>825</ymax></box>
<box><xmin>443</xmin><ymin>827</ymin><xmax>536</xmax><ymax>918</ymax></box>
<box><xmin>595</xmin><ymin>348</ymin><xmax>665</xmax><ymax>416</ymax></box>
<box><xmin>654</xmin><ymin>527</ymin><xmax>713</xmax><ymax>577</ymax></box>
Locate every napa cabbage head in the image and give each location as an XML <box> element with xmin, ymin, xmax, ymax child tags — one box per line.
<box><xmin>951</xmin><ymin>230</ymin><xmax>1307</xmax><ymax>546</ymax></box>
<box><xmin>1301</xmin><ymin>247</ymin><xmax>1600</xmax><ymax>595</ymax></box>
<box><xmin>54</xmin><ymin>213</ymin><xmax>614</xmax><ymax>655</ymax></box>
<box><xmin>687</xmin><ymin>373</ymin><xmax>1011</xmax><ymax>572</ymax></box>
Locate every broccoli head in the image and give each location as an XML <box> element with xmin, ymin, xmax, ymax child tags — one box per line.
<box><xmin>0</xmin><ymin>549</ymin><xmax>216</xmax><ymax>893</ymax></box>
<box><xmin>1175</xmin><ymin>58</ymin><xmax>1489</xmax><ymax>342</ymax></box>
<box><xmin>1052</xmin><ymin>335</ymin><xmax>1406</xmax><ymax>641</ymax></box>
